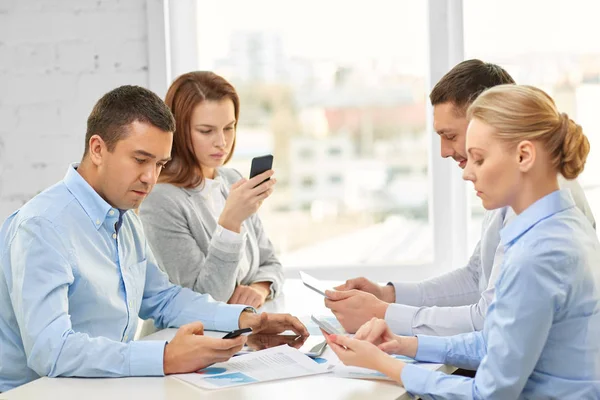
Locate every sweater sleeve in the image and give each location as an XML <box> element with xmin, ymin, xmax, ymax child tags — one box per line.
<box><xmin>139</xmin><ymin>185</ymin><xmax>245</xmax><ymax>302</ymax></box>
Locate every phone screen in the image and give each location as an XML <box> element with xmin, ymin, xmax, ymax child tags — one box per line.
<box><xmin>236</xmin><ymin>334</ymin><xmax>327</xmax><ymax>358</ymax></box>
<box><xmin>249</xmin><ymin>154</ymin><xmax>274</xmax><ymax>181</ymax></box>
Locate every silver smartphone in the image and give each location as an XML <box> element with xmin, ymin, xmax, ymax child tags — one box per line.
<box><xmin>311</xmin><ymin>315</ymin><xmax>344</xmax><ymax>335</ymax></box>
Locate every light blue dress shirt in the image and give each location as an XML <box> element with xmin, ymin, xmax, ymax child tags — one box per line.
<box><xmin>401</xmin><ymin>190</ymin><xmax>600</xmax><ymax>399</ymax></box>
<box><xmin>0</xmin><ymin>164</ymin><xmax>247</xmax><ymax>392</ymax></box>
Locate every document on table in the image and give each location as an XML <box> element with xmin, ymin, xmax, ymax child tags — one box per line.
<box><xmin>333</xmin><ymin>355</ymin><xmax>443</xmax><ymax>381</ymax></box>
<box><xmin>173</xmin><ymin>345</ymin><xmax>331</xmax><ymax>390</ymax></box>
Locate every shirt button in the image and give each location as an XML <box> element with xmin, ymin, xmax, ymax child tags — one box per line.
<box><xmin>124</xmin><ymin>335</ymin><xmax>129</xmax><ymax>341</ymax></box>
<box><xmin>109</xmin><ymin>210</ymin><xmax>115</xmax><ymax>216</ymax></box>
<box><xmin>96</xmin><ymin>219</ymin><xmax>100</xmax><ymax>225</ymax></box>
<box><xmin>129</xmin><ymin>301</ymin><xmax>133</xmax><ymax>308</ymax></box>
<box><xmin>112</xmin><ymin>233</ymin><xmax>117</xmax><ymax>239</ymax></box>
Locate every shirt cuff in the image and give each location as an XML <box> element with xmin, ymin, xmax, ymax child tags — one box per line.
<box><xmin>401</xmin><ymin>363</ymin><xmax>435</xmax><ymax>396</ymax></box>
<box><xmin>216</xmin><ymin>224</ymin><xmax>246</xmax><ymax>243</ymax></box>
<box><xmin>212</xmin><ymin>302</ymin><xmax>252</xmax><ymax>332</ymax></box>
<box><xmin>129</xmin><ymin>339</ymin><xmax>168</xmax><ymax>376</ymax></box>
<box><xmin>415</xmin><ymin>334</ymin><xmax>448</xmax><ymax>364</ymax></box>
<box><xmin>384</xmin><ymin>303</ymin><xmax>418</xmax><ymax>336</ymax></box>
<box><xmin>388</xmin><ymin>281</ymin><xmax>423</xmax><ymax>306</ymax></box>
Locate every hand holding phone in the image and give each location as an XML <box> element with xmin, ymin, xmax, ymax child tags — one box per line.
<box><xmin>219</xmin><ymin>156</ymin><xmax>276</xmax><ymax>232</ymax></box>
<box><xmin>222</xmin><ymin>327</ymin><xmax>253</xmax><ymax>339</ymax></box>
<box><xmin>249</xmin><ymin>154</ymin><xmax>274</xmax><ymax>187</ymax></box>
<box><xmin>311</xmin><ymin>315</ymin><xmax>344</xmax><ymax>335</ymax></box>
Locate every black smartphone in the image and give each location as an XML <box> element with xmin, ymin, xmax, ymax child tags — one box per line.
<box><xmin>222</xmin><ymin>327</ymin><xmax>252</xmax><ymax>339</ymax></box>
<box><xmin>249</xmin><ymin>154</ymin><xmax>274</xmax><ymax>186</ymax></box>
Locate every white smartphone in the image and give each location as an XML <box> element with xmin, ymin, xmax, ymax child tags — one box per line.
<box><xmin>299</xmin><ymin>271</ymin><xmax>333</xmax><ymax>298</ymax></box>
<box><xmin>311</xmin><ymin>315</ymin><xmax>344</xmax><ymax>335</ymax></box>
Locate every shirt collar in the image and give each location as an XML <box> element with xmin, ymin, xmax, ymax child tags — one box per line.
<box><xmin>63</xmin><ymin>163</ymin><xmax>117</xmax><ymax>230</ymax></box>
<box><xmin>500</xmin><ymin>189</ymin><xmax>575</xmax><ymax>246</ymax></box>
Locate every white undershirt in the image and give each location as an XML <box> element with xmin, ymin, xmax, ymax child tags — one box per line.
<box><xmin>199</xmin><ymin>176</ymin><xmax>251</xmax><ymax>284</ymax></box>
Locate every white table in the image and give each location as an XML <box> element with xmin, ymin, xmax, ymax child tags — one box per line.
<box><xmin>3</xmin><ymin>279</ymin><xmax>455</xmax><ymax>400</ymax></box>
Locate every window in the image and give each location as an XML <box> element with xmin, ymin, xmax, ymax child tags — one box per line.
<box><xmin>328</xmin><ymin>147</ymin><xmax>342</xmax><ymax>156</ymax></box>
<box><xmin>196</xmin><ymin>0</ymin><xmax>431</xmax><ymax>269</ymax></box>
<box><xmin>329</xmin><ymin>175</ymin><xmax>343</xmax><ymax>185</ymax></box>
<box><xmin>464</xmin><ymin>0</ymin><xmax>600</xmax><ymax>247</ymax></box>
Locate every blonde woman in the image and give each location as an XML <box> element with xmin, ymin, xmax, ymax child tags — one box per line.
<box><xmin>324</xmin><ymin>85</ymin><xmax>600</xmax><ymax>398</ymax></box>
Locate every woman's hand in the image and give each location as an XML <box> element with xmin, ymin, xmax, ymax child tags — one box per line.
<box><xmin>324</xmin><ymin>333</ymin><xmax>406</xmax><ymax>384</ymax></box>
<box><xmin>219</xmin><ymin>170</ymin><xmax>275</xmax><ymax>233</ymax></box>
<box><xmin>354</xmin><ymin>318</ymin><xmax>416</xmax><ymax>357</ymax></box>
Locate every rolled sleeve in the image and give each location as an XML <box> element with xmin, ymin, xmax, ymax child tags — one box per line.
<box><xmin>389</xmin><ymin>281</ymin><xmax>423</xmax><ymax>306</ymax></box>
<box><xmin>415</xmin><ymin>334</ymin><xmax>449</xmax><ymax>364</ymax></box>
<box><xmin>212</xmin><ymin>303</ymin><xmax>249</xmax><ymax>332</ymax></box>
<box><xmin>384</xmin><ymin>303</ymin><xmax>417</xmax><ymax>336</ymax></box>
<box><xmin>216</xmin><ymin>225</ymin><xmax>246</xmax><ymax>243</ymax></box>
<box><xmin>129</xmin><ymin>340</ymin><xmax>168</xmax><ymax>376</ymax></box>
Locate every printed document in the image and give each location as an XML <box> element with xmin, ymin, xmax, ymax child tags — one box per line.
<box><xmin>174</xmin><ymin>345</ymin><xmax>330</xmax><ymax>389</ymax></box>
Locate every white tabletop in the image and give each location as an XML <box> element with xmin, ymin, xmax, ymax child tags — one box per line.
<box><xmin>3</xmin><ymin>279</ymin><xmax>454</xmax><ymax>400</ymax></box>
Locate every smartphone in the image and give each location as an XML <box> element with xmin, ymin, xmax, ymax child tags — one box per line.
<box><xmin>249</xmin><ymin>154</ymin><xmax>274</xmax><ymax>186</ymax></box>
<box><xmin>300</xmin><ymin>271</ymin><xmax>333</xmax><ymax>298</ymax></box>
<box><xmin>311</xmin><ymin>315</ymin><xmax>344</xmax><ymax>335</ymax></box>
<box><xmin>236</xmin><ymin>334</ymin><xmax>327</xmax><ymax>358</ymax></box>
<box><xmin>222</xmin><ymin>327</ymin><xmax>252</xmax><ymax>339</ymax></box>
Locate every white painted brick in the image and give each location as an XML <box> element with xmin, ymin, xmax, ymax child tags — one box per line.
<box><xmin>72</xmin><ymin>11</ymin><xmax>147</xmax><ymax>42</ymax></box>
<box><xmin>0</xmin><ymin>12</ymin><xmax>81</xmax><ymax>44</ymax></box>
<box><xmin>0</xmin><ymin>0</ymin><xmax>18</xmax><ymax>13</ymax></box>
<box><xmin>16</xmin><ymin>104</ymin><xmax>62</xmax><ymax>133</ymax></box>
<box><xmin>56</xmin><ymin>41</ymin><xmax>96</xmax><ymax>73</ymax></box>
<box><xmin>0</xmin><ymin>74</ymin><xmax>78</xmax><ymax>105</ymax></box>
<box><xmin>0</xmin><ymin>162</ymin><xmax>67</xmax><ymax>199</ymax></box>
<box><xmin>34</xmin><ymin>0</ymin><xmax>147</xmax><ymax>13</ymax></box>
<box><xmin>2</xmin><ymin>133</ymin><xmax>83</xmax><ymax>170</ymax></box>
<box><xmin>2</xmin><ymin>44</ymin><xmax>57</xmax><ymax>74</ymax></box>
<box><xmin>0</xmin><ymin>0</ymin><xmax>150</xmax><ymax>219</ymax></box>
<box><xmin>76</xmin><ymin>71</ymin><xmax>148</xmax><ymax>105</ymax></box>
<box><xmin>0</xmin><ymin>106</ymin><xmax>18</xmax><ymax>131</ymax></box>
<box><xmin>58</xmin><ymin>103</ymin><xmax>90</xmax><ymax>137</ymax></box>
<box><xmin>0</xmin><ymin>44</ymin><xmax>16</xmax><ymax>72</ymax></box>
<box><xmin>95</xmin><ymin>40</ymin><xmax>148</xmax><ymax>72</ymax></box>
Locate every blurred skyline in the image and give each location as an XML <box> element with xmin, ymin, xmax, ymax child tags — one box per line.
<box><xmin>197</xmin><ymin>0</ymin><xmax>600</xmax><ymax>74</ymax></box>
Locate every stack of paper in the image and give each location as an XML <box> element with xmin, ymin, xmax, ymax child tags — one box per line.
<box><xmin>174</xmin><ymin>345</ymin><xmax>331</xmax><ymax>390</ymax></box>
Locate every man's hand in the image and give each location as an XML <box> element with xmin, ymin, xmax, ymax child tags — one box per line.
<box><xmin>238</xmin><ymin>311</ymin><xmax>309</xmax><ymax>337</ymax></box>
<box><xmin>246</xmin><ymin>334</ymin><xmax>307</xmax><ymax>351</ymax></box>
<box><xmin>163</xmin><ymin>322</ymin><xmax>247</xmax><ymax>375</ymax></box>
<box><xmin>324</xmin><ymin>289</ymin><xmax>389</xmax><ymax>333</ymax></box>
<box><xmin>228</xmin><ymin>282</ymin><xmax>270</xmax><ymax>308</ymax></box>
<box><xmin>334</xmin><ymin>277</ymin><xmax>396</xmax><ymax>303</ymax></box>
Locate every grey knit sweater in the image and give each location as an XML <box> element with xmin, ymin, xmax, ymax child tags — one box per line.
<box><xmin>139</xmin><ymin>167</ymin><xmax>283</xmax><ymax>302</ymax></box>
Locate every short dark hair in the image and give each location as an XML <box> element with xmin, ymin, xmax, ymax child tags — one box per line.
<box><xmin>429</xmin><ymin>59</ymin><xmax>516</xmax><ymax>113</ymax></box>
<box><xmin>84</xmin><ymin>85</ymin><xmax>176</xmax><ymax>157</ymax></box>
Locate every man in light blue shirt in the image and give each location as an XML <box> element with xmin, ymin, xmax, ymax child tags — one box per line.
<box><xmin>0</xmin><ymin>85</ymin><xmax>307</xmax><ymax>392</ymax></box>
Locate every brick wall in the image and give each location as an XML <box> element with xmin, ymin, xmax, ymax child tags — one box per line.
<box><xmin>0</xmin><ymin>0</ymin><xmax>150</xmax><ymax>220</ymax></box>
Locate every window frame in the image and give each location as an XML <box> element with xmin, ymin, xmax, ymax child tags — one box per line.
<box><xmin>147</xmin><ymin>0</ymin><xmax>471</xmax><ymax>281</ymax></box>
